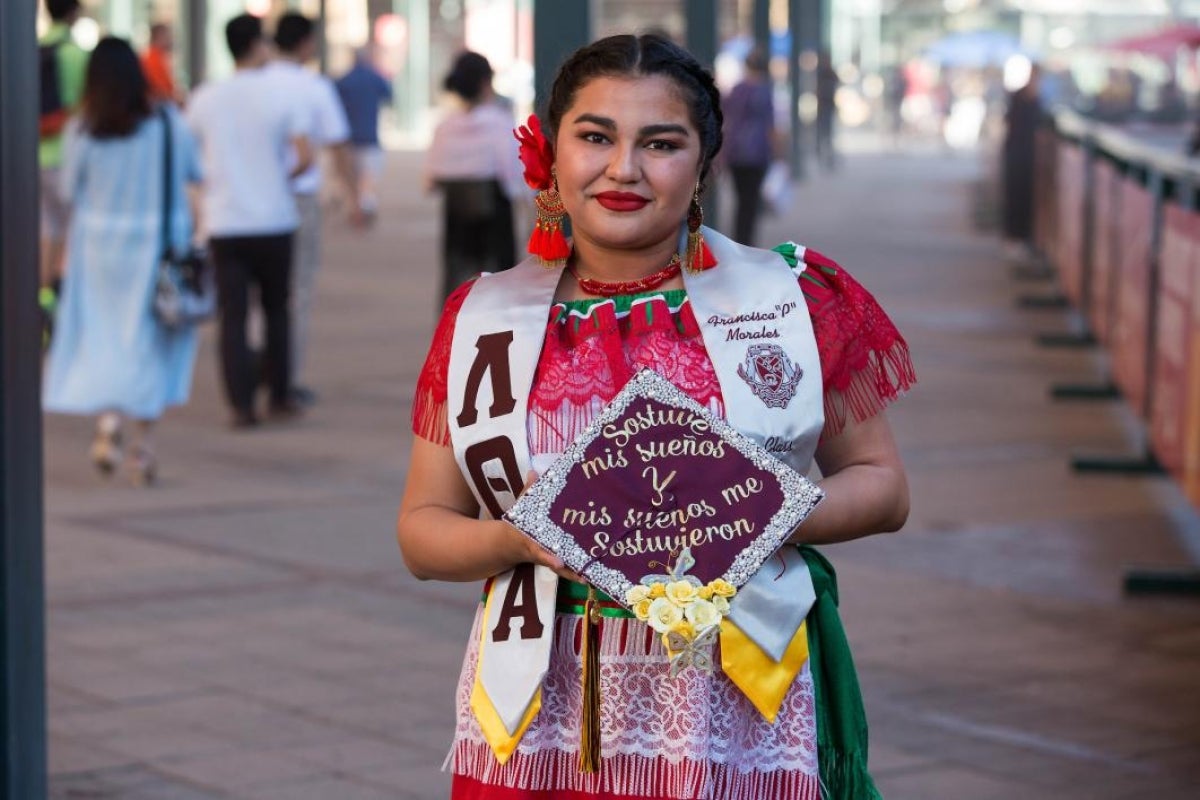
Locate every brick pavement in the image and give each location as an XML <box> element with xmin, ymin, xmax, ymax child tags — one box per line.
<box><xmin>43</xmin><ymin>142</ymin><xmax>1200</xmax><ymax>799</ymax></box>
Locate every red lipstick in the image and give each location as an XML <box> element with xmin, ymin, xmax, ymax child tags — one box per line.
<box><xmin>594</xmin><ymin>191</ymin><xmax>650</xmax><ymax>212</ymax></box>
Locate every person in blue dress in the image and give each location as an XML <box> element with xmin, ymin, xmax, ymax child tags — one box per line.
<box><xmin>44</xmin><ymin>37</ymin><xmax>202</xmax><ymax>486</ymax></box>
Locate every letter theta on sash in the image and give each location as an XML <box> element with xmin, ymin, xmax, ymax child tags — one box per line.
<box><xmin>491</xmin><ymin>563</ymin><xmax>546</xmax><ymax>642</ymax></box>
<box><xmin>465</xmin><ymin>436</ymin><xmax>524</xmax><ymax>519</ymax></box>
<box><xmin>456</xmin><ymin>331</ymin><xmax>518</xmax><ymax>428</ymax></box>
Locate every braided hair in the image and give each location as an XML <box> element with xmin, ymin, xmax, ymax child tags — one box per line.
<box><xmin>545</xmin><ymin>34</ymin><xmax>724</xmax><ymax>186</ymax></box>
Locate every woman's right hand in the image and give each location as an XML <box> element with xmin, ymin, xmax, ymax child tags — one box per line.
<box><xmin>499</xmin><ymin>521</ymin><xmax>583</xmax><ymax>583</ymax></box>
<box><xmin>498</xmin><ymin>471</ymin><xmax>584</xmax><ymax>583</ymax></box>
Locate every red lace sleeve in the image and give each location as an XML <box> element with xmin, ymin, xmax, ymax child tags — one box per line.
<box><xmin>411</xmin><ymin>280</ymin><xmax>476</xmax><ymax>445</ymax></box>
<box><xmin>799</xmin><ymin>248</ymin><xmax>916</xmax><ymax>438</ymax></box>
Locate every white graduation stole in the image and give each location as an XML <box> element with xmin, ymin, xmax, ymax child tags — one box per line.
<box><xmin>447</xmin><ymin>227</ymin><xmax>825</xmax><ymax>760</ymax></box>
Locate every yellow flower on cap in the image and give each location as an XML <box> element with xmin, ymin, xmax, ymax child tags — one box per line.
<box><xmin>649</xmin><ymin>583</ymin><xmax>666</xmax><ymax>599</ymax></box>
<box><xmin>665</xmin><ymin>580</ymin><xmax>699</xmax><ymax>606</ymax></box>
<box><xmin>668</xmin><ymin>620</ymin><xmax>696</xmax><ymax>642</ymax></box>
<box><xmin>697</xmin><ymin>585</ymin><xmax>714</xmax><ymax>600</ymax></box>
<box><xmin>626</xmin><ymin>585</ymin><xmax>651</xmax><ymax>605</ymax></box>
<box><xmin>646</xmin><ymin>597</ymin><xmax>684</xmax><ymax>633</ymax></box>
<box><xmin>685</xmin><ymin>599</ymin><xmax>721</xmax><ymax>628</ymax></box>
<box><xmin>632</xmin><ymin>598</ymin><xmax>653</xmax><ymax>621</ymax></box>
<box><xmin>709</xmin><ymin>579</ymin><xmax>736</xmax><ymax>598</ymax></box>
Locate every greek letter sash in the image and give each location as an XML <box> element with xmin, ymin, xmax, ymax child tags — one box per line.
<box><xmin>447</xmin><ymin>227</ymin><xmax>825</xmax><ymax>760</ymax></box>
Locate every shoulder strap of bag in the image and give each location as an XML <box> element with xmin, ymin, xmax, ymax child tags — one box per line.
<box><xmin>157</xmin><ymin>106</ymin><xmax>172</xmax><ymax>258</ymax></box>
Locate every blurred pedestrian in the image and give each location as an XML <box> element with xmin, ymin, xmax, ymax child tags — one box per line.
<box><xmin>141</xmin><ymin>22</ymin><xmax>184</xmax><ymax>105</ymax></box>
<box><xmin>38</xmin><ymin>0</ymin><xmax>90</xmax><ymax>303</ymax></box>
<box><xmin>1002</xmin><ymin>64</ymin><xmax>1042</xmax><ymax>255</ymax></box>
<box><xmin>267</xmin><ymin>11</ymin><xmax>361</xmax><ymax>408</ymax></box>
<box><xmin>424</xmin><ymin>51</ymin><xmax>523</xmax><ymax>302</ymax></box>
<box><xmin>815</xmin><ymin>49</ymin><xmax>839</xmax><ymax>170</ymax></box>
<box><xmin>722</xmin><ymin>48</ymin><xmax>776</xmax><ymax>245</ymax></box>
<box><xmin>186</xmin><ymin>14</ymin><xmax>313</xmax><ymax>428</ymax></box>
<box><xmin>43</xmin><ymin>37</ymin><xmax>202</xmax><ymax>486</ymax></box>
<box><xmin>335</xmin><ymin>46</ymin><xmax>393</xmax><ymax>217</ymax></box>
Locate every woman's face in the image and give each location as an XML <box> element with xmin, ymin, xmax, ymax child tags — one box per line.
<box><xmin>553</xmin><ymin>74</ymin><xmax>703</xmax><ymax>255</ymax></box>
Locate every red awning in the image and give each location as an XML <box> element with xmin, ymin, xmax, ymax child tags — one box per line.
<box><xmin>1102</xmin><ymin>24</ymin><xmax>1200</xmax><ymax>59</ymax></box>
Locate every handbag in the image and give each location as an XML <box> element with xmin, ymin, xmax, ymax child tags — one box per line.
<box><xmin>761</xmin><ymin>161</ymin><xmax>793</xmax><ymax>216</ymax></box>
<box><xmin>153</xmin><ymin>107</ymin><xmax>215</xmax><ymax>328</ymax></box>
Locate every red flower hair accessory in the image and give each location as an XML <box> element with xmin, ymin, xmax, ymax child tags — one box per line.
<box><xmin>515</xmin><ymin>114</ymin><xmax>569</xmax><ymax>267</ymax></box>
<box><xmin>514</xmin><ymin>115</ymin><xmax>554</xmax><ymax>191</ymax></box>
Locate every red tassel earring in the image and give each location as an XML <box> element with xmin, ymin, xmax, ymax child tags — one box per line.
<box><xmin>514</xmin><ymin>115</ymin><xmax>570</xmax><ymax>268</ymax></box>
<box><xmin>531</xmin><ymin>170</ymin><xmax>570</xmax><ymax>268</ymax></box>
<box><xmin>685</xmin><ymin>185</ymin><xmax>718</xmax><ymax>274</ymax></box>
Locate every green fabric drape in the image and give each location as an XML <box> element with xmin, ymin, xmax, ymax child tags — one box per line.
<box><xmin>801</xmin><ymin>546</ymin><xmax>884</xmax><ymax>800</ymax></box>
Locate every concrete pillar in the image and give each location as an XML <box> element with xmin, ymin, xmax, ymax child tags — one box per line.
<box><xmin>1</xmin><ymin>0</ymin><xmax>48</xmax><ymax>794</ymax></box>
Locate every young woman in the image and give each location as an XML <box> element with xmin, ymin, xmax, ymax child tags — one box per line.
<box><xmin>44</xmin><ymin>37</ymin><xmax>202</xmax><ymax>486</ymax></box>
<box><xmin>398</xmin><ymin>34</ymin><xmax>914</xmax><ymax>800</ymax></box>
<box><xmin>424</xmin><ymin>51</ymin><xmax>525</xmax><ymax>302</ymax></box>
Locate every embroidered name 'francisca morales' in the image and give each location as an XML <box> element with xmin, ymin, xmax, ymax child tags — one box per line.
<box><xmin>708</xmin><ymin>310</ymin><xmax>778</xmax><ymax>325</ymax></box>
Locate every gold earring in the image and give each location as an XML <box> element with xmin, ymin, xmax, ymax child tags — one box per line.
<box><xmin>685</xmin><ymin>185</ymin><xmax>708</xmax><ymax>274</ymax></box>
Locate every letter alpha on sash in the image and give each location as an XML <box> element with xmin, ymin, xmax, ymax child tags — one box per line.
<box><xmin>491</xmin><ymin>563</ymin><xmax>546</xmax><ymax>642</ymax></box>
<box><xmin>456</xmin><ymin>331</ymin><xmax>518</xmax><ymax>428</ymax></box>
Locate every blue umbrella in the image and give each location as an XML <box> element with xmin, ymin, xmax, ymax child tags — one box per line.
<box><xmin>924</xmin><ymin>29</ymin><xmax>1029</xmax><ymax>67</ymax></box>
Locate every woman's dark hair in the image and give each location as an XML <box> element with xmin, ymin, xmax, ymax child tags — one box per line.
<box><xmin>545</xmin><ymin>34</ymin><xmax>724</xmax><ymax>184</ymax></box>
<box><xmin>80</xmin><ymin>37</ymin><xmax>150</xmax><ymax>139</ymax></box>
<box><xmin>443</xmin><ymin>51</ymin><xmax>494</xmax><ymax>103</ymax></box>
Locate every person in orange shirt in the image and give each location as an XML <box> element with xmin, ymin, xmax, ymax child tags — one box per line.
<box><xmin>141</xmin><ymin>23</ymin><xmax>183</xmax><ymax>105</ymax></box>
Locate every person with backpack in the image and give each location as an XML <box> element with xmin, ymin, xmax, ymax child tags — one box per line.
<box><xmin>39</xmin><ymin>0</ymin><xmax>90</xmax><ymax>296</ymax></box>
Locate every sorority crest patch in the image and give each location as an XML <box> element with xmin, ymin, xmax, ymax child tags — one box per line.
<box><xmin>736</xmin><ymin>343</ymin><xmax>803</xmax><ymax>409</ymax></box>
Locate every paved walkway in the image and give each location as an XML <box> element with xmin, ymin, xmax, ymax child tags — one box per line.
<box><xmin>45</xmin><ymin>140</ymin><xmax>1200</xmax><ymax>799</ymax></box>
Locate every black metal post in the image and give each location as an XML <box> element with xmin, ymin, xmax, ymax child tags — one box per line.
<box><xmin>1</xmin><ymin>0</ymin><xmax>48</xmax><ymax>794</ymax></box>
<box><xmin>685</xmin><ymin>0</ymin><xmax>719</xmax><ymax>229</ymax></box>
<box><xmin>787</xmin><ymin>0</ymin><xmax>805</xmax><ymax>181</ymax></box>
<box><xmin>318</xmin><ymin>0</ymin><xmax>328</xmax><ymax>74</ymax></box>
<box><xmin>752</xmin><ymin>0</ymin><xmax>770</xmax><ymax>51</ymax></box>
<box><xmin>185</xmin><ymin>0</ymin><xmax>206</xmax><ymax>88</ymax></box>
<box><xmin>533</xmin><ymin>0</ymin><xmax>591</xmax><ymax>111</ymax></box>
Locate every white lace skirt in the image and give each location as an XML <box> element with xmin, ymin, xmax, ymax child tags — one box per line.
<box><xmin>447</xmin><ymin>606</ymin><xmax>822</xmax><ymax>800</ymax></box>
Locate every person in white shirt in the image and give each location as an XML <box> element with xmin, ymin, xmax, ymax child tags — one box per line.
<box><xmin>186</xmin><ymin>14</ymin><xmax>312</xmax><ymax>428</ymax></box>
<box><xmin>268</xmin><ymin>12</ymin><xmax>362</xmax><ymax>407</ymax></box>
<box><xmin>424</xmin><ymin>51</ymin><xmax>526</xmax><ymax>302</ymax></box>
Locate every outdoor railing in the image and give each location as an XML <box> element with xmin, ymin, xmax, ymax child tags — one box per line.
<box><xmin>1032</xmin><ymin>109</ymin><xmax>1200</xmax><ymax>593</ymax></box>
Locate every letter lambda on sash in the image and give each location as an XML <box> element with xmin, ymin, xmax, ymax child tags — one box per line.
<box><xmin>456</xmin><ymin>330</ymin><xmax>524</xmax><ymax>517</ymax></box>
<box><xmin>491</xmin><ymin>563</ymin><xmax>546</xmax><ymax>642</ymax></box>
<box><xmin>456</xmin><ymin>331</ymin><xmax>517</xmax><ymax>428</ymax></box>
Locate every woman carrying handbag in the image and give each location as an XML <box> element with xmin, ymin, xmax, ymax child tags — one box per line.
<box><xmin>44</xmin><ymin>37</ymin><xmax>204</xmax><ymax>486</ymax></box>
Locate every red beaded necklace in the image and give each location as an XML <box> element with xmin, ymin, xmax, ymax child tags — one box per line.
<box><xmin>569</xmin><ymin>254</ymin><xmax>683</xmax><ymax>298</ymax></box>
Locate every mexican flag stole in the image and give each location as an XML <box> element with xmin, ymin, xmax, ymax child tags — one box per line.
<box><xmin>446</xmin><ymin>227</ymin><xmax>826</xmax><ymax>762</ymax></box>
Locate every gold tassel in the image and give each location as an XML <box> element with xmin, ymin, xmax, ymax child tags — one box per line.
<box><xmin>578</xmin><ymin>586</ymin><xmax>602</xmax><ymax>773</ymax></box>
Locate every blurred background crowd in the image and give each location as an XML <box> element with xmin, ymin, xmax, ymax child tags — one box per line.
<box><xmin>39</xmin><ymin>0</ymin><xmax>1200</xmax><ymax>152</ymax></box>
<box><xmin>29</xmin><ymin>0</ymin><xmax>1200</xmax><ymax>486</ymax></box>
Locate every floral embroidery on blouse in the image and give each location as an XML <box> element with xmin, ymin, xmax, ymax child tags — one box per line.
<box><xmin>411</xmin><ymin>244</ymin><xmax>915</xmax><ymax>447</ymax></box>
